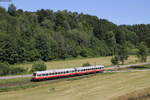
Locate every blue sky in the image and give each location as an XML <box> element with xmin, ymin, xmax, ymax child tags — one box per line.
<box><xmin>0</xmin><ymin>0</ymin><xmax>150</xmax><ymax>25</ymax></box>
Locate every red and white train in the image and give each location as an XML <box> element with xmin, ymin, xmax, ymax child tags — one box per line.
<box><xmin>32</xmin><ymin>65</ymin><xmax>104</xmax><ymax>81</ymax></box>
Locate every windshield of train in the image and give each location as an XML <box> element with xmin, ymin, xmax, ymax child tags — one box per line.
<box><xmin>33</xmin><ymin>73</ymin><xmax>36</xmax><ymax>76</ymax></box>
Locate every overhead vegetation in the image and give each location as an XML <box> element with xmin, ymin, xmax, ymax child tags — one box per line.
<box><xmin>0</xmin><ymin>4</ymin><xmax>149</xmax><ymax>65</ymax></box>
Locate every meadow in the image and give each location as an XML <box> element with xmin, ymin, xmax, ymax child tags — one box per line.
<box><xmin>1</xmin><ymin>56</ymin><xmax>150</xmax><ymax>100</ymax></box>
<box><xmin>0</xmin><ymin>71</ymin><xmax>150</xmax><ymax>100</ymax></box>
<box><xmin>14</xmin><ymin>56</ymin><xmax>150</xmax><ymax>70</ymax></box>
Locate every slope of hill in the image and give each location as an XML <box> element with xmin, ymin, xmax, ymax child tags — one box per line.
<box><xmin>0</xmin><ymin>5</ymin><xmax>150</xmax><ymax>64</ymax></box>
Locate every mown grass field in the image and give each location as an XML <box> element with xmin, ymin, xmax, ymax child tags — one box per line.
<box><xmin>14</xmin><ymin>56</ymin><xmax>150</xmax><ymax>70</ymax></box>
<box><xmin>0</xmin><ymin>71</ymin><xmax>150</xmax><ymax>100</ymax></box>
<box><xmin>113</xmin><ymin>87</ymin><xmax>150</xmax><ymax>100</ymax></box>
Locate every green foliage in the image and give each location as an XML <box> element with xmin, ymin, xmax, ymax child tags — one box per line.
<box><xmin>111</xmin><ymin>43</ymin><xmax>129</xmax><ymax>65</ymax></box>
<box><xmin>31</xmin><ymin>61</ymin><xmax>47</xmax><ymax>72</ymax></box>
<box><xmin>8</xmin><ymin>4</ymin><xmax>16</xmax><ymax>16</ymax></box>
<box><xmin>10</xmin><ymin>67</ymin><xmax>27</xmax><ymax>75</ymax></box>
<box><xmin>82</xmin><ymin>62</ymin><xmax>91</xmax><ymax>67</ymax></box>
<box><xmin>0</xmin><ymin>62</ymin><xmax>27</xmax><ymax>76</ymax></box>
<box><xmin>117</xmin><ymin>44</ymin><xmax>129</xmax><ymax>64</ymax></box>
<box><xmin>111</xmin><ymin>56</ymin><xmax>119</xmax><ymax>65</ymax></box>
<box><xmin>0</xmin><ymin>6</ymin><xmax>149</xmax><ymax>64</ymax></box>
<box><xmin>137</xmin><ymin>43</ymin><xmax>149</xmax><ymax>62</ymax></box>
<box><xmin>0</xmin><ymin>62</ymin><xmax>10</xmax><ymax>76</ymax></box>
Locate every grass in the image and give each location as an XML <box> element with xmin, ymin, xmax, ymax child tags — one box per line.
<box><xmin>13</xmin><ymin>56</ymin><xmax>150</xmax><ymax>70</ymax></box>
<box><xmin>113</xmin><ymin>87</ymin><xmax>150</xmax><ymax>100</ymax></box>
<box><xmin>0</xmin><ymin>73</ymin><xmax>108</xmax><ymax>92</ymax></box>
<box><xmin>0</xmin><ymin>71</ymin><xmax>150</xmax><ymax>100</ymax></box>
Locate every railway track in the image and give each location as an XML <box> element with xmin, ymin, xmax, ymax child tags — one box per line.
<box><xmin>0</xmin><ymin>62</ymin><xmax>150</xmax><ymax>80</ymax></box>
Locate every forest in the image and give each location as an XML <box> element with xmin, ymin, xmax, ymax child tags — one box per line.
<box><xmin>0</xmin><ymin>4</ymin><xmax>150</xmax><ymax>64</ymax></box>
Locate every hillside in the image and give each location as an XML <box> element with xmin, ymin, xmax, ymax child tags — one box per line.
<box><xmin>0</xmin><ymin>5</ymin><xmax>150</xmax><ymax>64</ymax></box>
<box><xmin>0</xmin><ymin>71</ymin><xmax>150</xmax><ymax>100</ymax></box>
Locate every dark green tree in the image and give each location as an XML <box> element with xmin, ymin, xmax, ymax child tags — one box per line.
<box><xmin>117</xmin><ymin>44</ymin><xmax>129</xmax><ymax>64</ymax></box>
<box><xmin>111</xmin><ymin>56</ymin><xmax>119</xmax><ymax>65</ymax></box>
<box><xmin>8</xmin><ymin>4</ymin><xmax>16</xmax><ymax>16</ymax></box>
<box><xmin>137</xmin><ymin>43</ymin><xmax>149</xmax><ymax>62</ymax></box>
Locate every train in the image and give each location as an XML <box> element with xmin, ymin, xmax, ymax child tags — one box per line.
<box><xmin>32</xmin><ymin>65</ymin><xmax>104</xmax><ymax>81</ymax></box>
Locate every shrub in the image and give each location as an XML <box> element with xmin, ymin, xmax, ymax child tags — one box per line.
<box><xmin>0</xmin><ymin>62</ymin><xmax>10</xmax><ymax>76</ymax></box>
<box><xmin>31</xmin><ymin>61</ymin><xmax>47</xmax><ymax>72</ymax></box>
<box><xmin>111</xmin><ymin>56</ymin><xmax>119</xmax><ymax>65</ymax></box>
<box><xmin>10</xmin><ymin>67</ymin><xmax>27</xmax><ymax>75</ymax></box>
<box><xmin>82</xmin><ymin>62</ymin><xmax>91</xmax><ymax>67</ymax></box>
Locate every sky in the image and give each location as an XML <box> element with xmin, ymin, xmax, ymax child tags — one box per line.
<box><xmin>0</xmin><ymin>0</ymin><xmax>150</xmax><ymax>25</ymax></box>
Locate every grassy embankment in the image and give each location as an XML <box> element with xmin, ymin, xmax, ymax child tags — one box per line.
<box><xmin>0</xmin><ymin>71</ymin><xmax>150</xmax><ymax>100</ymax></box>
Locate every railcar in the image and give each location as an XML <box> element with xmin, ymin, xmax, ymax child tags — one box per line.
<box><xmin>32</xmin><ymin>65</ymin><xmax>104</xmax><ymax>81</ymax></box>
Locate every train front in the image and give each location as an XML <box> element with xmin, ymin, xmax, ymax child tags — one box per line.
<box><xmin>31</xmin><ymin>72</ymin><xmax>37</xmax><ymax>81</ymax></box>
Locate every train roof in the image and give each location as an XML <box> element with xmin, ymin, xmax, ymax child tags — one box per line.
<box><xmin>34</xmin><ymin>65</ymin><xmax>104</xmax><ymax>74</ymax></box>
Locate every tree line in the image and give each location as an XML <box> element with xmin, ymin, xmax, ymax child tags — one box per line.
<box><xmin>0</xmin><ymin>4</ymin><xmax>149</xmax><ymax>64</ymax></box>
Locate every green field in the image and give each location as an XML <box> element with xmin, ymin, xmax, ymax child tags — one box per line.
<box><xmin>0</xmin><ymin>71</ymin><xmax>150</xmax><ymax>100</ymax></box>
<box><xmin>14</xmin><ymin>56</ymin><xmax>150</xmax><ymax>70</ymax></box>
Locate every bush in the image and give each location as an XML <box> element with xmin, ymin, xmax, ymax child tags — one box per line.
<box><xmin>111</xmin><ymin>56</ymin><xmax>119</xmax><ymax>65</ymax></box>
<box><xmin>82</xmin><ymin>62</ymin><xmax>91</xmax><ymax>67</ymax></box>
<box><xmin>0</xmin><ymin>62</ymin><xmax>27</xmax><ymax>76</ymax></box>
<box><xmin>0</xmin><ymin>62</ymin><xmax>10</xmax><ymax>76</ymax></box>
<box><xmin>10</xmin><ymin>67</ymin><xmax>27</xmax><ymax>75</ymax></box>
<box><xmin>31</xmin><ymin>61</ymin><xmax>47</xmax><ymax>72</ymax></box>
